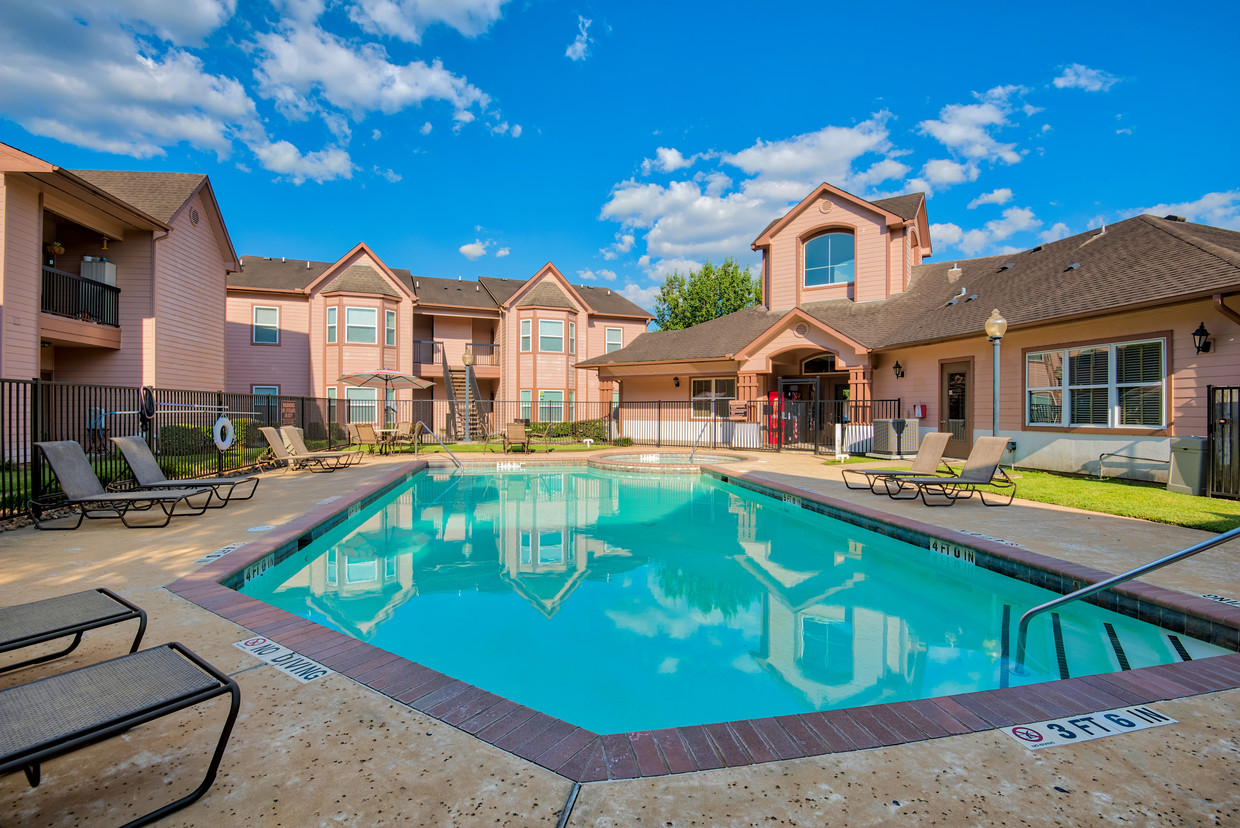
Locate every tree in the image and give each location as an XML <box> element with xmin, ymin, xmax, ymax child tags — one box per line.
<box><xmin>653</xmin><ymin>257</ymin><xmax>762</xmax><ymax>330</ymax></box>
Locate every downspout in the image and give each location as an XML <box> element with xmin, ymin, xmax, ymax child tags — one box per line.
<box><xmin>1214</xmin><ymin>294</ymin><xmax>1240</xmax><ymax>327</ymax></box>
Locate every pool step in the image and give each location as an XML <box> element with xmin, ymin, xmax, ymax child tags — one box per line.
<box><xmin>1011</xmin><ymin>609</ymin><xmax>1202</xmax><ymax>680</ymax></box>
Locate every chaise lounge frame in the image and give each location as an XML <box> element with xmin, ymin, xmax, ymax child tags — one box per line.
<box><xmin>0</xmin><ymin>588</ymin><xmax>147</xmax><ymax>675</ymax></box>
<box><xmin>258</xmin><ymin>427</ymin><xmax>337</xmax><ymax>472</ymax></box>
<box><xmin>842</xmin><ymin>431</ymin><xmax>958</xmax><ymax>493</ymax></box>
<box><xmin>110</xmin><ymin>435</ymin><xmax>259</xmax><ymax>508</ymax></box>
<box><xmin>883</xmin><ymin>435</ymin><xmax>1016</xmax><ymax>506</ymax></box>
<box><xmin>280</xmin><ymin>426</ymin><xmax>363</xmax><ymax>467</ymax></box>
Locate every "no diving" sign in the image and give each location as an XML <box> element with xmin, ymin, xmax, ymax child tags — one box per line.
<box><xmin>235</xmin><ymin>637</ymin><xmax>334</xmax><ymax>683</ymax></box>
<box><xmin>1005</xmin><ymin>705</ymin><xmax>1176</xmax><ymax>750</ymax></box>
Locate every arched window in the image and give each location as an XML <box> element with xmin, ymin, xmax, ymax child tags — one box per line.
<box><xmin>804</xmin><ymin>232</ymin><xmax>855</xmax><ymax>286</ymax></box>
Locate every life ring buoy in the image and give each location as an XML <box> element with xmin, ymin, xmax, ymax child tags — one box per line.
<box><xmin>213</xmin><ymin>416</ymin><xmax>235</xmax><ymax>451</ymax></box>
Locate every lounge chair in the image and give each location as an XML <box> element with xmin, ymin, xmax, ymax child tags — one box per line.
<box><xmin>1</xmin><ymin>588</ymin><xmax>146</xmax><ymax>675</ymax></box>
<box><xmin>883</xmin><ymin>435</ymin><xmax>1016</xmax><ymax>506</ymax></box>
<box><xmin>111</xmin><ymin>435</ymin><xmax>260</xmax><ymax>508</ymax></box>
<box><xmin>29</xmin><ymin>441</ymin><xmax>210</xmax><ymax>530</ymax></box>
<box><xmin>0</xmin><ymin>642</ymin><xmax>240</xmax><ymax>825</ymax></box>
<box><xmin>842</xmin><ymin>432</ymin><xmax>958</xmax><ymax>493</ymax></box>
<box><xmin>280</xmin><ymin>426</ymin><xmax>362</xmax><ymax>467</ymax></box>
<box><xmin>259</xmin><ymin>427</ymin><xmax>337</xmax><ymax>472</ymax></box>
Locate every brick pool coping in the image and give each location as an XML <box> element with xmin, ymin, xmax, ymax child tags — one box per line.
<box><xmin>167</xmin><ymin>458</ymin><xmax>1240</xmax><ymax>783</ymax></box>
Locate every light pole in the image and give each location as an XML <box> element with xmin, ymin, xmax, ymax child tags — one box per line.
<box><xmin>985</xmin><ymin>309</ymin><xmax>1007</xmax><ymax>437</ymax></box>
<box><xmin>461</xmin><ymin>349</ymin><xmax>475</xmax><ymax>443</ymax></box>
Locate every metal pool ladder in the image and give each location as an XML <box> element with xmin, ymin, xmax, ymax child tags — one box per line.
<box><xmin>689</xmin><ymin>423</ymin><xmax>709</xmax><ymax>462</ymax></box>
<box><xmin>1013</xmin><ymin>525</ymin><xmax>1240</xmax><ymax>671</ymax></box>
<box><xmin>414</xmin><ymin>421</ymin><xmax>462</xmax><ymax>469</ymax></box>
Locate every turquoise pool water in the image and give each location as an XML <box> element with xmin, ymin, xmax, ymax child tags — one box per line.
<box><xmin>239</xmin><ymin>467</ymin><xmax>1228</xmax><ymax>733</ymax></box>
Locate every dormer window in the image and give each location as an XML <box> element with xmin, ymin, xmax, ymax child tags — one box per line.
<box><xmin>804</xmin><ymin>231</ymin><xmax>855</xmax><ymax>286</ymax></box>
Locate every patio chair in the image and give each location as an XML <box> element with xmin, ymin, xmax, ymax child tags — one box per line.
<box><xmin>1</xmin><ymin>588</ymin><xmax>146</xmax><ymax>675</ymax></box>
<box><xmin>280</xmin><ymin>426</ymin><xmax>363</xmax><ymax>467</ymax></box>
<box><xmin>842</xmin><ymin>432</ymin><xmax>958</xmax><ymax>494</ymax></box>
<box><xmin>111</xmin><ymin>435</ymin><xmax>260</xmax><ymax>508</ymax></box>
<box><xmin>259</xmin><ymin>427</ymin><xmax>337</xmax><ymax>472</ymax></box>
<box><xmin>502</xmin><ymin>422</ymin><xmax>545</xmax><ymax>453</ymax></box>
<box><xmin>354</xmin><ymin>423</ymin><xmax>390</xmax><ymax>455</ymax></box>
<box><xmin>0</xmin><ymin>642</ymin><xmax>240</xmax><ymax>826</ymax></box>
<box><xmin>883</xmin><ymin>435</ymin><xmax>1016</xmax><ymax>506</ymax></box>
<box><xmin>29</xmin><ymin>442</ymin><xmax>211</xmax><ymax>530</ymax></box>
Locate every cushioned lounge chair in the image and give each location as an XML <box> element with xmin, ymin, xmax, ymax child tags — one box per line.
<box><xmin>280</xmin><ymin>427</ymin><xmax>362</xmax><ymax>467</ymax></box>
<box><xmin>842</xmin><ymin>432</ymin><xmax>958</xmax><ymax>494</ymax></box>
<box><xmin>883</xmin><ymin>435</ymin><xmax>1016</xmax><ymax>506</ymax></box>
<box><xmin>111</xmin><ymin>435</ymin><xmax>259</xmax><ymax>508</ymax></box>
<box><xmin>1</xmin><ymin>588</ymin><xmax>146</xmax><ymax>675</ymax></box>
<box><xmin>0</xmin><ymin>642</ymin><xmax>240</xmax><ymax>826</ymax></box>
<box><xmin>29</xmin><ymin>442</ymin><xmax>210</xmax><ymax>530</ymax></box>
<box><xmin>259</xmin><ymin>427</ymin><xmax>337</xmax><ymax>472</ymax></box>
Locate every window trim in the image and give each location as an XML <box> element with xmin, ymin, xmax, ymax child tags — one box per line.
<box><xmin>252</xmin><ymin>385</ymin><xmax>279</xmax><ymax>396</ymax></box>
<box><xmin>568</xmin><ymin>321</ymin><xmax>576</xmax><ymax>355</ymax></box>
<box><xmin>252</xmin><ymin>305</ymin><xmax>280</xmax><ymax>345</ymax></box>
<box><xmin>539</xmin><ymin>319</ymin><xmax>564</xmax><ymax>353</ymax></box>
<box><xmin>385</xmin><ymin>309</ymin><xmax>397</xmax><ymax>347</ymax></box>
<box><xmin>345</xmin><ymin>386</ymin><xmax>378</xmax><ymax>423</ymax></box>
<box><xmin>539</xmin><ymin>389</ymin><xmax>565</xmax><ymax>422</ymax></box>
<box><xmin>520</xmin><ymin>319</ymin><xmax>531</xmax><ymax>352</ymax></box>
<box><xmin>326</xmin><ymin>306</ymin><xmax>337</xmax><ymax>344</ymax></box>
<box><xmin>690</xmin><ymin>377</ymin><xmax>738</xmax><ymax>419</ymax></box>
<box><xmin>1023</xmin><ymin>334</ymin><xmax>1170</xmax><ymax>433</ymax></box>
<box><xmin>345</xmin><ymin>306</ymin><xmax>378</xmax><ymax>345</ymax></box>
<box><xmin>519</xmin><ymin>389</ymin><xmax>531</xmax><ymax>420</ymax></box>
<box><xmin>605</xmin><ymin>327</ymin><xmax>623</xmax><ymax>353</ymax></box>
<box><xmin>802</xmin><ymin>230</ymin><xmax>856</xmax><ymax>287</ymax></box>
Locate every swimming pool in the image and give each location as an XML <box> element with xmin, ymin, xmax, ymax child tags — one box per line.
<box><xmin>237</xmin><ymin>465</ymin><xmax>1228</xmax><ymax>733</ymax></box>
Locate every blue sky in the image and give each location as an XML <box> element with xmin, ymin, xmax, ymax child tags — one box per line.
<box><xmin>2</xmin><ymin>0</ymin><xmax>1237</xmax><ymax>312</ymax></box>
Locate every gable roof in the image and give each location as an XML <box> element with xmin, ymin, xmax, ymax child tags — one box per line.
<box><xmin>870</xmin><ymin>192</ymin><xmax>925</xmax><ymax>221</ymax></box>
<box><xmin>583</xmin><ymin>214</ymin><xmax>1240</xmax><ymax>365</ymax></box>
<box><xmin>752</xmin><ymin>183</ymin><xmax>921</xmax><ymax>249</ymax></box>
<box><xmin>517</xmin><ymin>280</ymin><xmax>577</xmax><ymax>309</ymax></box>
<box><xmin>70</xmin><ymin>170</ymin><xmax>207</xmax><ymax>223</ymax></box>
<box><xmin>229</xmin><ymin>257</ymin><xmax>331</xmax><ymax>292</ymax></box>
<box><xmin>322</xmin><ymin>265</ymin><xmax>402</xmax><ymax>297</ymax></box>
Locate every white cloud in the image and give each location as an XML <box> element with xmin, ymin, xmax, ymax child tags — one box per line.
<box><xmin>986</xmin><ymin>206</ymin><xmax>1041</xmax><ymax>241</ymax></box>
<box><xmin>921</xmin><ymin>158</ymin><xmax>979</xmax><ymax>188</ymax></box>
<box><xmin>420</xmin><ymin>121</ymin><xmax>433</xmax><ymax>135</ymax></box>
<box><xmin>1053</xmin><ymin>63</ymin><xmax>1119</xmax><ymax>92</ymax></box>
<box><xmin>1040</xmin><ymin>222</ymin><xmax>1071</xmax><ymax>243</ymax></box>
<box><xmin>565</xmin><ymin>15</ymin><xmax>592</xmax><ymax>61</ymax></box>
<box><xmin>1116</xmin><ymin>128</ymin><xmax>1132</xmax><ymax>135</ymax></box>
<box><xmin>933</xmin><ymin>206</ymin><xmax>1042</xmax><ymax>255</ymax></box>
<box><xmin>918</xmin><ymin>89</ymin><xmax>1022</xmax><ymax>165</ymax></box>
<box><xmin>968</xmin><ymin>188</ymin><xmax>1013</xmax><ymax>209</ymax></box>
<box><xmin>511</xmin><ymin>124</ymin><xmax>523</xmax><ymax>138</ymax></box>
<box><xmin>459</xmin><ymin>239</ymin><xmax>489</xmax><ymax>259</ymax></box>
<box><xmin>601</xmin><ymin>232</ymin><xmax>636</xmax><ymax>260</ymax></box>
<box><xmin>619</xmin><ymin>283</ymin><xmax>660</xmax><ymax>311</ymax></box>
<box><xmin>641</xmin><ymin>146</ymin><xmax>702</xmax><ymax>175</ymax></box>
<box><xmin>931</xmin><ymin>223</ymin><xmax>963</xmax><ymax>246</ymax></box>
<box><xmin>251</xmin><ymin>140</ymin><xmax>353</xmax><ymax>183</ymax></box>
<box><xmin>1133</xmin><ymin>191</ymin><xmax>1240</xmax><ymax>230</ymax></box>
<box><xmin>372</xmin><ymin>128</ymin><xmax>382</xmax><ymax>139</ymax></box>
<box><xmin>495</xmin><ymin>247</ymin><xmax>510</xmax><ymax>257</ymax></box>
<box><xmin>578</xmin><ymin>269</ymin><xmax>619</xmax><ymax>283</ymax></box>
<box><xmin>724</xmin><ymin>113</ymin><xmax>900</xmax><ymax>192</ymax></box>
<box><xmin>374</xmin><ymin>166</ymin><xmax>401</xmax><ymax>182</ymax></box>
<box><xmin>349</xmin><ymin>0</ymin><xmax>511</xmax><ymax>44</ymax></box>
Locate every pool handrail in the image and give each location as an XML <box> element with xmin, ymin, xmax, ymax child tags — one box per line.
<box><xmin>414</xmin><ymin>421</ymin><xmax>462</xmax><ymax>469</ymax></box>
<box><xmin>688</xmin><ymin>423</ymin><xmax>709</xmax><ymax>462</ymax></box>
<box><xmin>1012</xmin><ymin>525</ymin><xmax>1240</xmax><ymax>671</ymax></box>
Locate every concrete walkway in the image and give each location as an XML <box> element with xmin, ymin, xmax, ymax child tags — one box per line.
<box><xmin>2</xmin><ymin>450</ymin><xmax>1238</xmax><ymax>826</ymax></box>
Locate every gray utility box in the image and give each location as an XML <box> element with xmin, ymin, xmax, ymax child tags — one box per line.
<box><xmin>1167</xmin><ymin>436</ymin><xmax>1207</xmax><ymax>496</ymax></box>
<box><xmin>81</xmin><ymin>258</ymin><xmax>117</xmax><ymax>286</ymax></box>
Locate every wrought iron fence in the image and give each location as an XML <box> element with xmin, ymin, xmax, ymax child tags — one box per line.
<box><xmin>0</xmin><ymin>377</ymin><xmax>901</xmax><ymax>520</ymax></box>
<box><xmin>41</xmin><ymin>266</ymin><xmax>121</xmax><ymax>327</ymax></box>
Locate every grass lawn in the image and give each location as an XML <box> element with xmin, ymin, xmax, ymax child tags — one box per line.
<box><xmin>842</xmin><ymin>458</ymin><xmax>1240</xmax><ymax>533</ymax></box>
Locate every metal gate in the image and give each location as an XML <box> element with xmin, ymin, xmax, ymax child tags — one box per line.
<box><xmin>1208</xmin><ymin>385</ymin><xmax>1240</xmax><ymax>499</ymax></box>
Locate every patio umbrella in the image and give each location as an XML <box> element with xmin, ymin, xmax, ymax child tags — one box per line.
<box><xmin>338</xmin><ymin>369</ymin><xmax>433</xmax><ymax>391</ymax></box>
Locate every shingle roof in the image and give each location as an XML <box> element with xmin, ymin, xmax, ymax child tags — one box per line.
<box><xmin>585</xmin><ymin>214</ymin><xmax>1240</xmax><ymax>365</ymax></box>
<box><xmin>517</xmin><ymin>281</ymin><xmax>577</xmax><ymax>309</ymax></box>
<box><xmin>70</xmin><ymin>170</ymin><xmax>206</xmax><ymax>223</ymax></box>
<box><xmin>574</xmin><ymin>284</ymin><xmax>652</xmax><ymax>318</ymax></box>
<box><xmin>229</xmin><ymin>257</ymin><xmax>330</xmax><ymax>291</ymax></box>
<box><xmin>322</xmin><ymin>265</ymin><xmax>401</xmax><ymax>297</ymax></box>
<box><xmin>478</xmin><ymin>277</ymin><xmax>524</xmax><ymax>305</ymax></box>
<box><xmin>870</xmin><ymin>192</ymin><xmax>925</xmax><ymax>221</ymax></box>
<box><xmin>409</xmin><ymin>275</ymin><xmax>501</xmax><ymax>309</ymax></box>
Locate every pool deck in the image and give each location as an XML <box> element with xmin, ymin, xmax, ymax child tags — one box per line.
<box><xmin>2</xmin><ymin>449</ymin><xmax>1239</xmax><ymax>826</ymax></box>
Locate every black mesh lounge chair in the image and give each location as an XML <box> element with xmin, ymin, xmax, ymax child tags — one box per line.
<box><xmin>111</xmin><ymin>435</ymin><xmax>259</xmax><ymax>508</ymax></box>
<box><xmin>842</xmin><ymin>431</ymin><xmax>958</xmax><ymax>493</ymax></box>
<box><xmin>259</xmin><ymin>427</ymin><xmax>336</xmax><ymax>472</ymax></box>
<box><xmin>280</xmin><ymin>427</ymin><xmax>363</xmax><ymax>467</ymax></box>
<box><xmin>0</xmin><ymin>642</ymin><xmax>240</xmax><ymax>827</ymax></box>
<box><xmin>883</xmin><ymin>435</ymin><xmax>1016</xmax><ymax>506</ymax></box>
<box><xmin>1</xmin><ymin>588</ymin><xmax>146</xmax><ymax>675</ymax></box>
<box><xmin>29</xmin><ymin>441</ymin><xmax>211</xmax><ymax>530</ymax></box>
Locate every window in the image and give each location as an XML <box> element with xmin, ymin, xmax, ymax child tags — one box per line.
<box><xmin>1026</xmin><ymin>339</ymin><xmax>1165</xmax><ymax>428</ymax></box>
<box><xmin>345</xmin><ymin>307</ymin><xmax>377</xmax><ymax>344</ymax></box>
<box><xmin>253</xmin><ymin>306</ymin><xmax>279</xmax><ymax>344</ymax></box>
<box><xmin>326</xmin><ymin>306</ymin><xmax>337</xmax><ymax>344</ymax></box>
<box><xmin>606</xmin><ymin>327</ymin><xmax>623</xmax><ymax>353</ymax></box>
<box><xmin>253</xmin><ymin>385</ymin><xmax>279</xmax><ymax>424</ymax></box>
<box><xmin>539</xmin><ymin>390</ymin><xmax>564</xmax><ymax>422</ymax></box>
<box><xmin>690</xmin><ymin>378</ymin><xmax>737</xmax><ymax>418</ymax></box>
<box><xmin>520</xmin><ymin>320</ymin><xmax>531</xmax><ymax>352</ymax></box>
<box><xmin>385</xmin><ymin>310</ymin><xmax>396</xmax><ymax>346</ymax></box>
<box><xmin>346</xmin><ymin>386</ymin><xmax>378</xmax><ymax>423</ymax></box>
<box><xmin>326</xmin><ymin>386</ymin><xmax>337</xmax><ymax>427</ymax></box>
<box><xmin>520</xmin><ymin>390</ymin><xmax>531</xmax><ymax>421</ymax></box>
<box><xmin>804</xmin><ymin>232</ymin><xmax>855</xmax><ymax>286</ymax></box>
<box><xmin>569</xmin><ymin>322</ymin><xmax>576</xmax><ymax>355</ymax></box>
<box><xmin>539</xmin><ymin>319</ymin><xmax>564</xmax><ymax>352</ymax></box>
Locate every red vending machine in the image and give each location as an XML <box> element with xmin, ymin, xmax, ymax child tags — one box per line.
<box><xmin>767</xmin><ymin>391</ymin><xmax>781</xmax><ymax>446</ymax></box>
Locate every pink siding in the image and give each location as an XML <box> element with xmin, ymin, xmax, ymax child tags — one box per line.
<box><xmin>153</xmin><ymin>190</ymin><xmax>228</xmax><ymax>389</ymax></box>
<box><xmin>225</xmin><ymin>293</ymin><xmax>310</xmax><ymax>396</ymax></box>
<box><xmin>0</xmin><ymin>176</ymin><xmax>41</xmax><ymax>379</ymax></box>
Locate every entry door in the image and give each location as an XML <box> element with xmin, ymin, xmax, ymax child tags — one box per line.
<box><xmin>940</xmin><ymin>361</ymin><xmax>971</xmax><ymax>458</ymax></box>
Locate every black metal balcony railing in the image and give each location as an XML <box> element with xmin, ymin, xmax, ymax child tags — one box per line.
<box><xmin>41</xmin><ymin>266</ymin><xmax>120</xmax><ymax>327</ymax></box>
<box><xmin>411</xmin><ymin>340</ymin><xmax>443</xmax><ymax>365</ymax></box>
<box><xmin>466</xmin><ymin>343</ymin><xmax>499</xmax><ymax>366</ymax></box>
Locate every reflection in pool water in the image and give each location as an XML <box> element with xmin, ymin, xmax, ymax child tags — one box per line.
<box><xmin>240</xmin><ymin>467</ymin><xmax>1227</xmax><ymax>733</ymax></box>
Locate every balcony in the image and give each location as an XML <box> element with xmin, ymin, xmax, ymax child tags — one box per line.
<box><xmin>465</xmin><ymin>343</ymin><xmax>499</xmax><ymax>366</ymax></box>
<box><xmin>41</xmin><ymin>266</ymin><xmax>120</xmax><ymax>327</ymax></box>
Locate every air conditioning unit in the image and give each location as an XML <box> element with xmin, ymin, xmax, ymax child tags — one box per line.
<box><xmin>81</xmin><ymin>259</ymin><xmax>117</xmax><ymax>286</ymax></box>
<box><xmin>871</xmin><ymin>419</ymin><xmax>920</xmax><ymax>459</ymax></box>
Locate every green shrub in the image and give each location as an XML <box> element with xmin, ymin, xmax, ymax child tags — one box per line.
<box><xmin>230</xmin><ymin>417</ymin><xmax>261</xmax><ymax>448</ymax></box>
<box><xmin>159</xmin><ymin>424</ymin><xmax>211</xmax><ymax>455</ymax></box>
<box><xmin>528</xmin><ymin>418</ymin><xmax>609</xmax><ymax>442</ymax></box>
<box><xmin>305</xmin><ymin>420</ymin><xmax>326</xmax><ymax>441</ymax></box>
<box><xmin>614</xmin><ymin>436</ymin><xmax>634</xmax><ymax>447</ymax></box>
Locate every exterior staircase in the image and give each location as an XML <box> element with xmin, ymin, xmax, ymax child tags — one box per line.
<box><xmin>447</xmin><ymin>368</ymin><xmax>487</xmax><ymax>441</ymax></box>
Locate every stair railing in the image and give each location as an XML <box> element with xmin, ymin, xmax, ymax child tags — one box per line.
<box><xmin>1013</xmin><ymin>525</ymin><xmax>1240</xmax><ymax>671</ymax></box>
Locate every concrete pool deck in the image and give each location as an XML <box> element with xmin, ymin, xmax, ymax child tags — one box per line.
<box><xmin>2</xmin><ymin>450</ymin><xmax>1238</xmax><ymax>826</ymax></box>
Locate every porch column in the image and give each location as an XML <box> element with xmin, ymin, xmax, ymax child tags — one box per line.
<box><xmin>848</xmin><ymin>365</ymin><xmax>871</xmax><ymax>405</ymax></box>
<box><xmin>737</xmin><ymin>371</ymin><xmax>761</xmax><ymax>402</ymax></box>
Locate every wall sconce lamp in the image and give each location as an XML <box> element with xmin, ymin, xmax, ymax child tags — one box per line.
<box><xmin>673</xmin><ymin>376</ymin><xmax>680</xmax><ymax>388</ymax></box>
<box><xmin>892</xmin><ymin>361</ymin><xmax>905</xmax><ymax>379</ymax></box>
<box><xmin>1192</xmin><ymin>322</ymin><xmax>1212</xmax><ymax>354</ymax></box>
<box><xmin>100</xmin><ymin>236</ymin><xmax>110</xmax><ymax>251</ymax></box>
